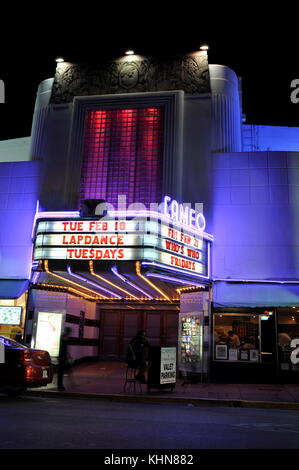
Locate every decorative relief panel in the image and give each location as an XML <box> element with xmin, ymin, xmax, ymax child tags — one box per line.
<box><xmin>50</xmin><ymin>53</ymin><xmax>210</xmax><ymax>103</ymax></box>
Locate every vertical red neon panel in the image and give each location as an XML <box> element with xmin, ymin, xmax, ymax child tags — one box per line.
<box><xmin>80</xmin><ymin>107</ymin><xmax>164</xmax><ymax>207</ymax></box>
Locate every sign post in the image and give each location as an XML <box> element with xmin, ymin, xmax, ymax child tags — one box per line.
<box><xmin>147</xmin><ymin>346</ymin><xmax>176</xmax><ymax>392</ymax></box>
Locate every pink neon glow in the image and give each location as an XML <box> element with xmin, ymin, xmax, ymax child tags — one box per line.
<box><xmin>80</xmin><ymin>108</ymin><xmax>164</xmax><ymax>207</ymax></box>
<box><xmin>35</xmin><ymin>211</ymin><xmax>80</xmax><ymax>219</ymax></box>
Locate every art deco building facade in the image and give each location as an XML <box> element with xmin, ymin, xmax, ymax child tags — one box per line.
<box><xmin>0</xmin><ymin>49</ymin><xmax>298</xmax><ymax>382</ymax></box>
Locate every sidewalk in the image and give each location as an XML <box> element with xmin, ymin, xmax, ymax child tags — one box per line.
<box><xmin>26</xmin><ymin>361</ymin><xmax>299</xmax><ymax>410</ymax></box>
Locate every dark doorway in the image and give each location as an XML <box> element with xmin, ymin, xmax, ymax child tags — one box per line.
<box><xmin>98</xmin><ymin>307</ymin><xmax>179</xmax><ymax>360</ymax></box>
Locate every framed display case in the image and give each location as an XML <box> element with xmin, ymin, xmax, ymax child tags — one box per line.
<box><xmin>0</xmin><ymin>306</ymin><xmax>22</xmax><ymax>326</ymax></box>
<box><xmin>249</xmin><ymin>349</ymin><xmax>259</xmax><ymax>362</ymax></box>
<box><xmin>213</xmin><ymin>313</ymin><xmax>261</xmax><ymax>363</ymax></box>
<box><xmin>240</xmin><ymin>350</ymin><xmax>249</xmax><ymax>361</ymax></box>
<box><xmin>34</xmin><ymin>311</ymin><xmax>64</xmax><ymax>358</ymax></box>
<box><xmin>228</xmin><ymin>348</ymin><xmax>238</xmax><ymax>361</ymax></box>
<box><xmin>178</xmin><ymin>312</ymin><xmax>203</xmax><ymax>374</ymax></box>
<box><xmin>216</xmin><ymin>344</ymin><xmax>228</xmax><ymax>360</ymax></box>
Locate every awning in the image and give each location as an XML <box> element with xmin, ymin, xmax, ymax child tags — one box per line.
<box><xmin>213</xmin><ymin>281</ymin><xmax>299</xmax><ymax>308</ymax></box>
<box><xmin>0</xmin><ymin>280</ymin><xmax>29</xmax><ymax>299</ymax></box>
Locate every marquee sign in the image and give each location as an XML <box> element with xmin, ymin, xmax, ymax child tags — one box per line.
<box><xmin>33</xmin><ymin>203</ymin><xmax>212</xmax><ymax>278</ymax></box>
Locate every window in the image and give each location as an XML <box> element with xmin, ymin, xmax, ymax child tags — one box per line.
<box><xmin>213</xmin><ymin>314</ymin><xmax>260</xmax><ymax>362</ymax></box>
<box><xmin>277</xmin><ymin>308</ymin><xmax>299</xmax><ymax>372</ymax></box>
<box><xmin>80</xmin><ymin>107</ymin><xmax>164</xmax><ymax>207</ymax></box>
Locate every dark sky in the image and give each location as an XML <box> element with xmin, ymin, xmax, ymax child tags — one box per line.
<box><xmin>0</xmin><ymin>15</ymin><xmax>298</xmax><ymax>140</ymax></box>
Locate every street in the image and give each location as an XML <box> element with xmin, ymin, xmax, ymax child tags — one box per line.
<box><xmin>0</xmin><ymin>394</ymin><xmax>299</xmax><ymax>450</ymax></box>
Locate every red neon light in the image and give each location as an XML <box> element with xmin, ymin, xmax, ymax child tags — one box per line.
<box><xmin>80</xmin><ymin>107</ymin><xmax>164</xmax><ymax>206</ymax></box>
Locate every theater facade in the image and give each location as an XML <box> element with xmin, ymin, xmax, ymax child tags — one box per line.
<box><xmin>0</xmin><ymin>49</ymin><xmax>299</xmax><ymax>383</ymax></box>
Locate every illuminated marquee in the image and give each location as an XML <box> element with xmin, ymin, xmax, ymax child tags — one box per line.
<box><xmin>33</xmin><ymin>206</ymin><xmax>212</xmax><ymax>278</ymax></box>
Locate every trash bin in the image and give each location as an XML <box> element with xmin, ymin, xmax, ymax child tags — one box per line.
<box><xmin>147</xmin><ymin>346</ymin><xmax>176</xmax><ymax>392</ymax></box>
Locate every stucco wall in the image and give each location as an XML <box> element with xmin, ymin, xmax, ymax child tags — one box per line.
<box><xmin>212</xmin><ymin>151</ymin><xmax>299</xmax><ymax>280</ymax></box>
<box><xmin>0</xmin><ymin>160</ymin><xmax>40</xmax><ymax>279</ymax></box>
<box><xmin>27</xmin><ymin>289</ymin><xmax>99</xmax><ymax>360</ymax></box>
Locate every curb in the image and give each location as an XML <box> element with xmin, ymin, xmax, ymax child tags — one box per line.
<box><xmin>24</xmin><ymin>389</ymin><xmax>299</xmax><ymax>410</ymax></box>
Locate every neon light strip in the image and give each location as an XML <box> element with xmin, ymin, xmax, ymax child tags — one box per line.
<box><xmin>213</xmin><ymin>278</ymin><xmax>299</xmax><ymax>284</ymax></box>
<box><xmin>35</xmin><ymin>283</ymin><xmax>98</xmax><ymax>301</ymax></box>
<box><xmin>32</xmin><ymin>200</ymin><xmax>41</xmax><ymax>239</ymax></box>
<box><xmin>176</xmin><ymin>286</ymin><xmax>204</xmax><ymax>294</ymax></box>
<box><xmin>33</xmin><ymin>209</ymin><xmax>81</xmax><ymax>239</ymax></box>
<box><xmin>111</xmin><ymin>265</ymin><xmax>154</xmax><ymax>299</ymax></box>
<box><xmin>108</xmin><ymin>210</ymin><xmax>214</xmax><ymax>241</ymax></box>
<box><xmin>67</xmin><ymin>266</ymin><xmax>122</xmax><ymax>299</ymax></box>
<box><xmin>89</xmin><ymin>261</ymin><xmax>139</xmax><ymax>300</ymax></box>
<box><xmin>136</xmin><ymin>262</ymin><xmax>171</xmax><ymax>301</ymax></box>
<box><xmin>31</xmin><ymin>272</ymin><xmax>40</xmax><ymax>284</ymax></box>
<box><xmin>34</xmin><ymin>208</ymin><xmax>209</xmax><ymax>238</ymax></box>
<box><xmin>35</xmin><ymin>211</ymin><xmax>80</xmax><ymax>220</ymax></box>
<box><xmin>43</xmin><ymin>260</ymin><xmax>106</xmax><ymax>299</ymax></box>
<box><xmin>31</xmin><ymin>261</ymin><xmax>40</xmax><ymax>269</ymax></box>
<box><xmin>32</xmin><ymin>209</ymin><xmax>213</xmax><ymax>241</ymax></box>
<box><xmin>146</xmin><ymin>272</ymin><xmax>204</xmax><ymax>288</ymax></box>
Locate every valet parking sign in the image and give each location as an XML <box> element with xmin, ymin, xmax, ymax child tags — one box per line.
<box><xmin>160</xmin><ymin>347</ymin><xmax>177</xmax><ymax>384</ymax></box>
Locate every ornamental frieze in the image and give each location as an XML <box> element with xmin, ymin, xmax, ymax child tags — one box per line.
<box><xmin>50</xmin><ymin>53</ymin><xmax>210</xmax><ymax>103</ymax></box>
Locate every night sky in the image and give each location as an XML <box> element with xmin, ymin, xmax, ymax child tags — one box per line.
<box><xmin>0</xmin><ymin>17</ymin><xmax>298</xmax><ymax>141</ymax></box>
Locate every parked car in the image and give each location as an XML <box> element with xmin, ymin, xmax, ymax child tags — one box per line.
<box><xmin>0</xmin><ymin>335</ymin><xmax>53</xmax><ymax>396</ymax></box>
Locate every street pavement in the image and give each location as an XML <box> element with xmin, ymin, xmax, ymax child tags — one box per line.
<box><xmin>1</xmin><ymin>395</ymin><xmax>299</xmax><ymax>449</ymax></box>
<box><xmin>26</xmin><ymin>360</ymin><xmax>299</xmax><ymax>409</ymax></box>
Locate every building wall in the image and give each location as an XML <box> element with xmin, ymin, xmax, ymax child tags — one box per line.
<box><xmin>0</xmin><ymin>160</ymin><xmax>40</xmax><ymax>279</ymax></box>
<box><xmin>0</xmin><ymin>137</ymin><xmax>31</xmax><ymax>162</ymax></box>
<box><xmin>27</xmin><ymin>289</ymin><xmax>99</xmax><ymax>360</ymax></box>
<box><xmin>209</xmin><ymin>64</ymin><xmax>243</xmax><ymax>153</ymax></box>
<box><xmin>182</xmin><ymin>94</ymin><xmax>213</xmax><ymax>227</ymax></box>
<box><xmin>30</xmin><ymin>103</ymin><xmax>73</xmax><ymax>210</ymax></box>
<box><xmin>243</xmin><ymin>125</ymin><xmax>299</xmax><ymax>152</ymax></box>
<box><xmin>212</xmin><ymin>151</ymin><xmax>299</xmax><ymax>280</ymax></box>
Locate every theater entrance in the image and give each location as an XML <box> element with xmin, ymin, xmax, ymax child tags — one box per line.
<box><xmin>98</xmin><ymin>304</ymin><xmax>179</xmax><ymax>360</ymax></box>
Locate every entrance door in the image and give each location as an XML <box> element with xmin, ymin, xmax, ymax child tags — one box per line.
<box><xmin>260</xmin><ymin>313</ymin><xmax>278</xmax><ymax>380</ymax></box>
<box><xmin>99</xmin><ymin>308</ymin><xmax>178</xmax><ymax>359</ymax></box>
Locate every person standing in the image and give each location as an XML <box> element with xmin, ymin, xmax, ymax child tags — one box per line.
<box><xmin>126</xmin><ymin>330</ymin><xmax>151</xmax><ymax>384</ymax></box>
<box><xmin>227</xmin><ymin>330</ymin><xmax>241</xmax><ymax>348</ymax></box>
<box><xmin>57</xmin><ymin>327</ymin><xmax>72</xmax><ymax>391</ymax></box>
